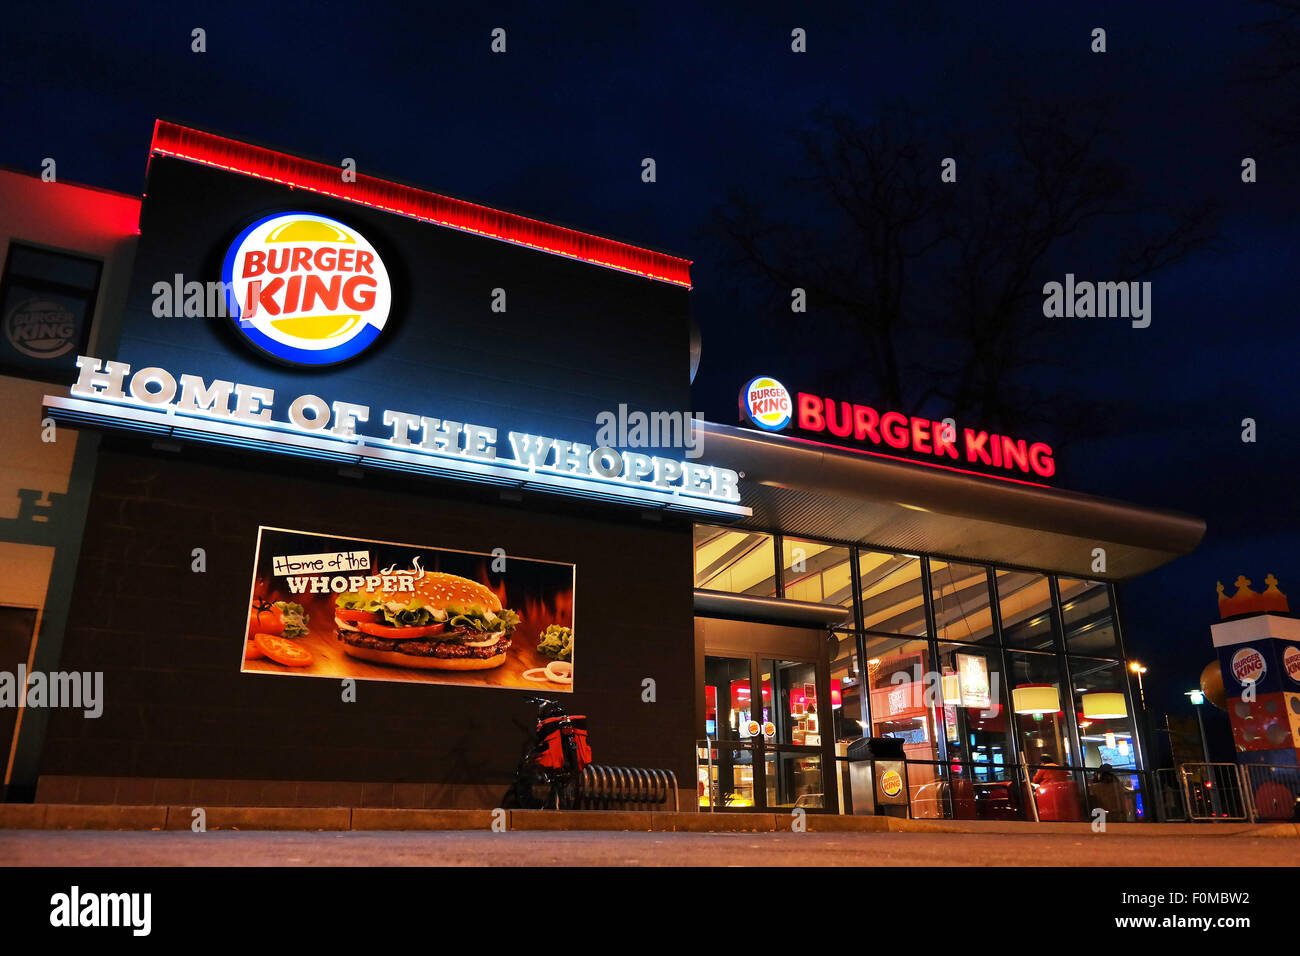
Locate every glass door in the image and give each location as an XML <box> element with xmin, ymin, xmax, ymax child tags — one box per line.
<box><xmin>760</xmin><ymin>658</ymin><xmax>826</xmax><ymax>810</ymax></box>
<box><xmin>702</xmin><ymin>655</ymin><xmax>757</xmax><ymax>809</ymax></box>
<box><xmin>702</xmin><ymin>652</ymin><xmax>831</xmax><ymax>811</ymax></box>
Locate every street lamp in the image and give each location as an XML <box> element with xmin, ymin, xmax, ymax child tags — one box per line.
<box><xmin>1185</xmin><ymin>688</ymin><xmax>1219</xmax><ymax>817</ymax></box>
<box><xmin>1128</xmin><ymin>661</ymin><xmax>1148</xmax><ymax>710</ymax></box>
<box><xmin>1185</xmin><ymin>689</ymin><xmax>1210</xmax><ymax>763</ymax></box>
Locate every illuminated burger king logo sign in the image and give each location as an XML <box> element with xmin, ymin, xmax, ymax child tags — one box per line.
<box><xmin>1231</xmin><ymin>646</ymin><xmax>1267</xmax><ymax>686</ymax></box>
<box><xmin>222</xmin><ymin>212</ymin><xmax>391</xmax><ymax>366</ymax></box>
<box><xmin>742</xmin><ymin>376</ymin><xmax>792</xmax><ymax>431</ymax></box>
<box><xmin>738</xmin><ymin>376</ymin><xmax>1056</xmax><ymax>480</ymax></box>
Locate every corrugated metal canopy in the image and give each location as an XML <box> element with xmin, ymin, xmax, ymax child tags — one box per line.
<box><xmin>700</xmin><ymin>422</ymin><xmax>1204</xmax><ymax>581</ymax></box>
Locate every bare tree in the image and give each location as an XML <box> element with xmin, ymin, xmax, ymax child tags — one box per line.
<box><xmin>713</xmin><ymin>97</ymin><xmax>1221</xmax><ymax>449</ymax></box>
<box><xmin>1243</xmin><ymin>0</ymin><xmax>1300</xmax><ymax>146</ymax></box>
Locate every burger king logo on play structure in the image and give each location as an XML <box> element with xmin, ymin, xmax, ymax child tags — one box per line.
<box><xmin>222</xmin><ymin>212</ymin><xmax>391</xmax><ymax>366</ymax></box>
<box><xmin>1231</xmin><ymin>646</ymin><xmax>1267</xmax><ymax>686</ymax></box>
<box><xmin>1283</xmin><ymin>646</ymin><xmax>1300</xmax><ymax>685</ymax></box>
<box><xmin>742</xmin><ymin>376</ymin><xmax>792</xmax><ymax>431</ymax></box>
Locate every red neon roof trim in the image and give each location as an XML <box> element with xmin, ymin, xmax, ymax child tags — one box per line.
<box><xmin>148</xmin><ymin>120</ymin><xmax>692</xmax><ymax>288</ymax></box>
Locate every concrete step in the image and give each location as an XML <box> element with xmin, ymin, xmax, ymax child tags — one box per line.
<box><xmin>0</xmin><ymin>803</ymin><xmax>1295</xmax><ymax>836</ymax></box>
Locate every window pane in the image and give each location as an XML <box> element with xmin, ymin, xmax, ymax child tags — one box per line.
<box><xmin>1072</xmin><ymin>659</ymin><xmax>1138</xmax><ymax>771</ymax></box>
<box><xmin>945</xmin><ymin>762</ymin><xmax>1026</xmax><ymax>821</ymax></box>
<box><xmin>6</xmin><ymin>244</ymin><xmax>102</xmax><ymax>290</ymax></box>
<box><xmin>0</xmin><ymin>281</ymin><xmax>94</xmax><ymax>383</ymax></box>
<box><xmin>703</xmin><ymin>655</ymin><xmax>752</xmax><ymax>742</ymax></box>
<box><xmin>997</xmin><ymin>570</ymin><xmax>1060</xmax><ymax>651</ymax></box>
<box><xmin>693</xmin><ymin>525</ymin><xmax>776</xmax><ymax>595</ymax></box>
<box><xmin>930</xmin><ymin>561</ymin><xmax>995</xmax><ymax>643</ymax></box>
<box><xmin>696</xmin><ymin>742</ymin><xmax>755</xmax><ymax>809</ymax></box>
<box><xmin>859</xmin><ymin>550</ymin><xmax>926</xmax><ymax>635</ymax></box>
<box><xmin>936</xmin><ymin>643</ymin><xmax>1013</xmax><ymax>774</ymax></box>
<box><xmin>1058</xmin><ymin>578</ymin><xmax>1121</xmax><ymax>657</ymax></box>
<box><xmin>765</xmin><ymin>751</ymin><xmax>824</xmax><ymax>809</ymax></box>
<box><xmin>865</xmin><ymin>636</ymin><xmax>938</xmax><ymax>761</ymax></box>
<box><xmin>763</xmin><ymin>659</ymin><xmax>820</xmax><ymax>747</ymax></box>
<box><xmin>829</xmin><ymin>631</ymin><xmax>864</xmax><ymax>743</ymax></box>
<box><xmin>1007</xmin><ymin>651</ymin><xmax>1073</xmax><ymax>768</ymax></box>
<box><xmin>781</xmin><ymin>538</ymin><xmax>853</xmax><ymax>605</ymax></box>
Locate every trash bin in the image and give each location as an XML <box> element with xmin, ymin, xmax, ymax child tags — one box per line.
<box><xmin>846</xmin><ymin>736</ymin><xmax>909</xmax><ymax>818</ymax></box>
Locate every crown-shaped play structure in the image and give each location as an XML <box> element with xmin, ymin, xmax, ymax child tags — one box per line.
<box><xmin>1216</xmin><ymin>574</ymin><xmax>1289</xmax><ymax>620</ymax></box>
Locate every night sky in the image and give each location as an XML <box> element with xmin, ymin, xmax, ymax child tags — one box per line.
<box><xmin>5</xmin><ymin>1</ymin><xmax>1298</xmax><ymax>754</ymax></box>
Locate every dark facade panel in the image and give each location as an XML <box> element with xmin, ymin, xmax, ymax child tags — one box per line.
<box><xmin>41</xmin><ymin>448</ymin><xmax>697</xmax><ymax>791</ymax></box>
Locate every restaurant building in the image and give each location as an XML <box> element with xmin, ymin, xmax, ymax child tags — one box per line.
<box><xmin>1</xmin><ymin>122</ymin><xmax>1204</xmax><ymax>818</ymax></box>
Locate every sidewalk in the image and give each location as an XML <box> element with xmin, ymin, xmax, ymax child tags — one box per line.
<box><xmin>1</xmin><ymin>804</ymin><xmax>1295</xmax><ymax>836</ymax></box>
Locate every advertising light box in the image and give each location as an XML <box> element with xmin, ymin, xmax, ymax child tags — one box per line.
<box><xmin>244</xmin><ymin>527</ymin><xmax>577</xmax><ymax>692</ymax></box>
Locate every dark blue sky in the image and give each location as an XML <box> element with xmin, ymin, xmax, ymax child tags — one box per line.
<box><xmin>4</xmin><ymin>1</ymin><xmax>1297</xmax><ymax>751</ymax></box>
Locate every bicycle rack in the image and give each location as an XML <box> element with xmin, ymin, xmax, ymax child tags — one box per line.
<box><xmin>577</xmin><ymin>764</ymin><xmax>679</xmax><ymax>812</ymax></box>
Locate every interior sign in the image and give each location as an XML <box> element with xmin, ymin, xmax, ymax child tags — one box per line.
<box><xmin>50</xmin><ymin>356</ymin><xmax>747</xmax><ymax>516</ymax></box>
<box><xmin>222</xmin><ymin>212</ymin><xmax>391</xmax><ymax>367</ymax></box>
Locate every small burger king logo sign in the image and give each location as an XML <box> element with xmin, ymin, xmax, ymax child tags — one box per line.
<box><xmin>880</xmin><ymin>768</ymin><xmax>903</xmax><ymax>798</ymax></box>
<box><xmin>742</xmin><ymin>376</ymin><xmax>792</xmax><ymax>431</ymax></box>
<box><xmin>1282</xmin><ymin>646</ymin><xmax>1300</xmax><ymax>685</ymax></box>
<box><xmin>222</xmin><ymin>212</ymin><xmax>391</xmax><ymax>366</ymax></box>
<box><xmin>5</xmin><ymin>299</ymin><xmax>78</xmax><ymax>360</ymax></box>
<box><xmin>1231</xmin><ymin>646</ymin><xmax>1267</xmax><ymax>686</ymax></box>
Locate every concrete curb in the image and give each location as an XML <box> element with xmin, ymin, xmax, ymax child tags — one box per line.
<box><xmin>0</xmin><ymin>804</ymin><xmax>1295</xmax><ymax>836</ymax></box>
<box><xmin>509</xmin><ymin>810</ymin><xmax>656</xmax><ymax>831</ymax></box>
<box><xmin>162</xmin><ymin>806</ymin><xmax>351</xmax><ymax>831</ymax></box>
<box><xmin>352</xmin><ymin>808</ymin><xmax>496</xmax><ymax>830</ymax></box>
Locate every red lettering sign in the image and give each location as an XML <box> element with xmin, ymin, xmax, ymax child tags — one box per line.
<box><xmin>770</xmin><ymin>390</ymin><xmax>1055</xmax><ymax>481</ymax></box>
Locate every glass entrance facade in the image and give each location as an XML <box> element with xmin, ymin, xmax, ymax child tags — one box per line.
<box><xmin>694</xmin><ymin>524</ymin><xmax>1147</xmax><ymax>821</ymax></box>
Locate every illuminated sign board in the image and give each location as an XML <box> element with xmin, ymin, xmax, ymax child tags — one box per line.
<box><xmin>741</xmin><ymin>376</ymin><xmax>792</xmax><ymax>431</ymax></box>
<box><xmin>44</xmin><ymin>356</ymin><xmax>749</xmax><ymax>518</ymax></box>
<box><xmin>222</xmin><ymin>212</ymin><xmax>391</xmax><ymax>366</ymax></box>
<box><xmin>955</xmin><ymin>652</ymin><xmax>992</xmax><ymax>710</ymax></box>
<box><xmin>739</xmin><ymin>377</ymin><xmax>1055</xmax><ymax>481</ymax></box>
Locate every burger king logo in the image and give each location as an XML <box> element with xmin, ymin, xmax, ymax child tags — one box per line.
<box><xmin>1231</xmin><ymin>646</ymin><xmax>1267</xmax><ymax>686</ymax></box>
<box><xmin>880</xmin><ymin>769</ymin><xmax>903</xmax><ymax>798</ymax></box>
<box><xmin>5</xmin><ymin>298</ymin><xmax>78</xmax><ymax>360</ymax></box>
<box><xmin>742</xmin><ymin>376</ymin><xmax>792</xmax><ymax>431</ymax></box>
<box><xmin>222</xmin><ymin>212</ymin><xmax>391</xmax><ymax>366</ymax></box>
<box><xmin>1283</xmin><ymin>646</ymin><xmax>1300</xmax><ymax>685</ymax></box>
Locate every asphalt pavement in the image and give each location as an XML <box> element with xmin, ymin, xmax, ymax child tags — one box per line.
<box><xmin>0</xmin><ymin>828</ymin><xmax>1295</xmax><ymax>866</ymax></box>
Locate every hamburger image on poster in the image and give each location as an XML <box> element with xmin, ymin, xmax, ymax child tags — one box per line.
<box><xmin>334</xmin><ymin>571</ymin><xmax>519</xmax><ymax>672</ymax></box>
<box><xmin>242</xmin><ymin>528</ymin><xmax>576</xmax><ymax>691</ymax></box>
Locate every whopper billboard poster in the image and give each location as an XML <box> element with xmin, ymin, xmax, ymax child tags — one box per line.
<box><xmin>242</xmin><ymin>528</ymin><xmax>576</xmax><ymax>692</ymax></box>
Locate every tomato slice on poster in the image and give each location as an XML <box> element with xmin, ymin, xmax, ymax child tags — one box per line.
<box><xmin>253</xmin><ymin>633</ymin><xmax>314</xmax><ymax>667</ymax></box>
<box><xmin>245</xmin><ymin>640</ymin><xmax>266</xmax><ymax>661</ymax></box>
<box><xmin>336</xmin><ymin>609</ymin><xmax>381</xmax><ymax>624</ymax></box>
<box><xmin>356</xmin><ymin>622</ymin><xmax>446</xmax><ymax>640</ymax></box>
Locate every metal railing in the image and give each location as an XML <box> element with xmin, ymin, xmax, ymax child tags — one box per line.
<box><xmin>577</xmin><ymin>764</ymin><xmax>679</xmax><ymax>812</ymax></box>
<box><xmin>1152</xmin><ymin>768</ymin><xmax>1189</xmax><ymax>821</ymax></box>
<box><xmin>1242</xmin><ymin>763</ymin><xmax>1300</xmax><ymax>822</ymax></box>
<box><xmin>1179</xmin><ymin>762</ymin><xmax>1250</xmax><ymax>821</ymax></box>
